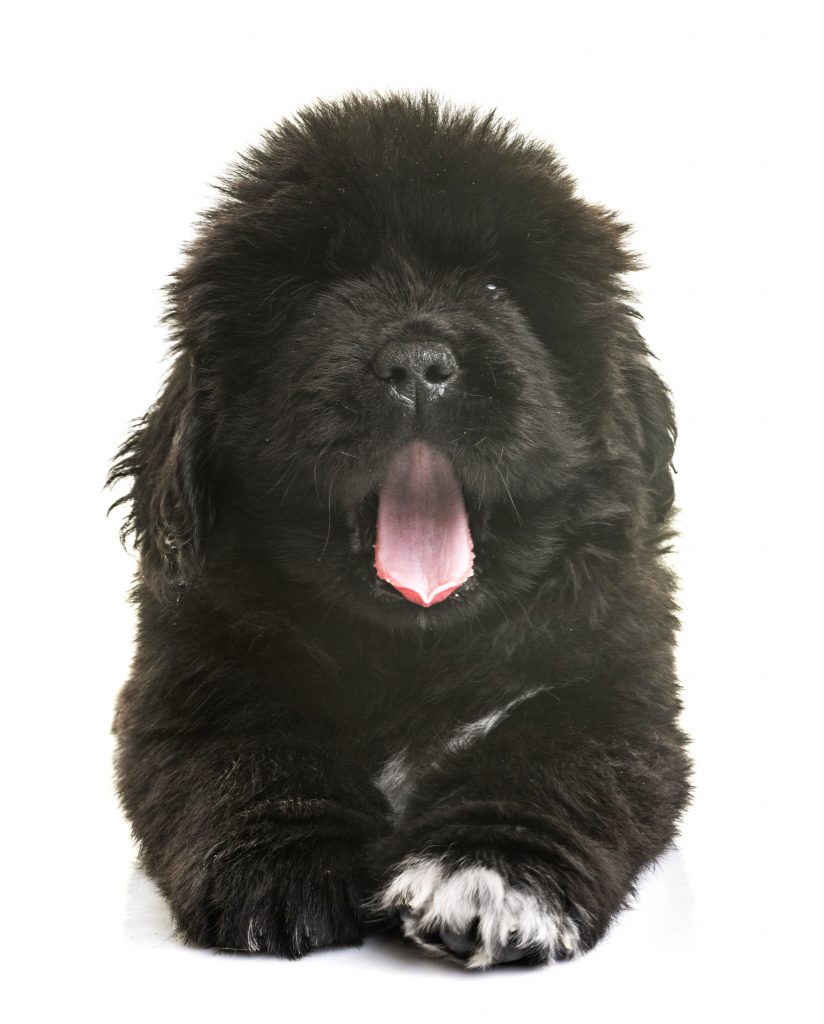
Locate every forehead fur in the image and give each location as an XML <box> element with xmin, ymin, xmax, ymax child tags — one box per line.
<box><xmin>168</xmin><ymin>92</ymin><xmax>635</xmax><ymax>356</ymax></box>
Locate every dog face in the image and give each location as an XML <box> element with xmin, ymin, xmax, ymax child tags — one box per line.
<box><xmin>221</xmin><ymin>260</ymin><xmax>587</xmax><ymax>623</ymax></box>
<box><xmin>112</xmin><ymin>94</ymin><xmax>675</xmax><ymax>629</ymax></box>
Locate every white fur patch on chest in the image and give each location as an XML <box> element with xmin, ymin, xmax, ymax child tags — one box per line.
<box><xmin>443</xmin><ymin>687</ymin><xmax>548</xmax><ymax>753</ymax></box>
<box><xmin>373</xmin><ymin>748</ymin><xmax>412</xmax><ymax>814</ymax></box>
<box><xmin>373</xmin><ymin>687</ymin><xmax>548</xmax><ymax>815</ymax></box>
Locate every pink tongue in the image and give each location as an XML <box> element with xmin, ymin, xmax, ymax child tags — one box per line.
<box><xmin>375</xmin><ymin>442</ymin><xmax>474</xmax><ymax>607</ymax></box>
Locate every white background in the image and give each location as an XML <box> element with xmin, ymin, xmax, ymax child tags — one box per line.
<box><xmin>2</xmin><ymin>1</ymin><xmax>822</xmax><ymax>1020</ymax></box>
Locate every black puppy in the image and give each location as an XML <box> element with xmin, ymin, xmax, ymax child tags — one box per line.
<box><xmin>110</xmin><ymin>92</ymin><xmax>690</xmax><ymax>968</ymax></box>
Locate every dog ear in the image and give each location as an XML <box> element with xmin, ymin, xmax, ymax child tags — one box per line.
<box><xmin>109</xmin><ymin>353</ymin><xmax>215</xmax><ymax>599</ymax></box>
<box><xmin>622</xmin><ymin>349</ymin><xmax>677</xmax><ymax>523</ymax></box>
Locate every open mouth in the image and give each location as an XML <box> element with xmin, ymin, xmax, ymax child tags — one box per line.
<box><xmin>374</xmin><ymin>442</ymin><xmax>475</xmax><ymax>607</ymax></box>
<box><xmin>348</xmin><ymin>442</ymin><xmax>477</xmax><ymax>608</ymax></box>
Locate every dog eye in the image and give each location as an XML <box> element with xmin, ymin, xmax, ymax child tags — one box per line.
<box><xmin>485</xmin><ymin>283</ymin><xmax>501</xmax><ymax>300</ymax></box>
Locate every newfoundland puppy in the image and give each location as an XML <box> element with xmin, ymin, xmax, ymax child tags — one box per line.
<box><xmin>110</xmin><ymin>92</ymin><xmax>690</xmax><ymax>968</ymax></box>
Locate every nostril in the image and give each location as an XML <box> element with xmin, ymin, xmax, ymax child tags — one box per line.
<box><xmin>372</xmin><ymin>366</ymin><xmax>407</xmax><ymax>385</ymax></box>
<box><xmin>424</xmin><ymin>363</ymin><xmax>454</xmax><ymax>384</ymax></box>
<box><xmin>422</xmin><ymin>345</ymin><xmax>459</xmax><ymax>386</ymax></box>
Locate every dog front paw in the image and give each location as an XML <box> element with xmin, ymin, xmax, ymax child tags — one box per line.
<box><xmin>376</xmin><ymin>856</ymin><xmax>583</xmax><ymax>969</ymax></box>
<box><xmin>173</xmin><ymin>839</ymin><xmax>367</xmax><ymax>958</ymax></box>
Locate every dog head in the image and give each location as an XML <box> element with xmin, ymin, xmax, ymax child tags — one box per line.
<box><xmin>110</xmin><ymin>93</ymin><xmax>675</xmax><ymax>628</ymax></box>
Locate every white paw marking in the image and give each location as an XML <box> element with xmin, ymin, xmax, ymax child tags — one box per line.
<box><xmin>379</xmin><ymin>857</ymin><xmax>581</xmax><ymax>969</ymax></box>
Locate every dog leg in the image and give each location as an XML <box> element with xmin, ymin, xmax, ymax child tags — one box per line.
<box><xmin>117</xmin><ymin>713</ymin><xmax>389</xmax><ymax>956</ymax></box>
<box><xmin>374</xmin><ymin>685</ymin><xmax>690</xmax><ymax>967</ymax></box>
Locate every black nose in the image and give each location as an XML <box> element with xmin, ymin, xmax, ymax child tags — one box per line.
<box><xmin>372</xmin><ymin>339</ymin><xmax>458</xmax><ymax>405</ymax></box>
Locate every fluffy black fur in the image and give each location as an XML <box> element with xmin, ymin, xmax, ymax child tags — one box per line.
<box><xmin>109</xmin><ymin>92</ymin><xmax>690</xmax><ymax>967</ymax></box>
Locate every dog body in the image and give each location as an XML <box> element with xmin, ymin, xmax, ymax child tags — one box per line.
<box><xmin>111</xmin><ymin>93</ymin><xmax>690</xmax><ymax>967</ymax></box>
